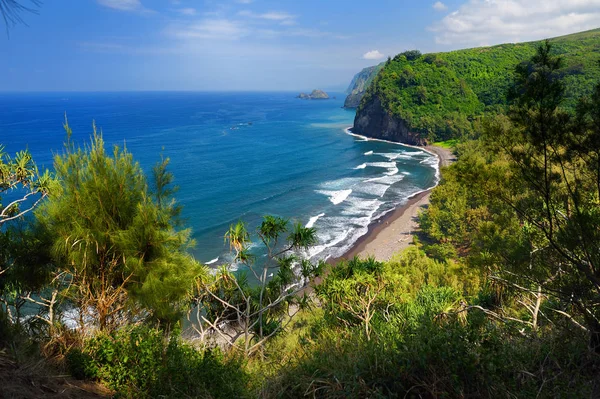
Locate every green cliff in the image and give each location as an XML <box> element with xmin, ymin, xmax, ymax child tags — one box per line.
<box><xmin>354</xmin><ymin>28</ymin><xmax>600</xmax><ymax>144</ymax></box>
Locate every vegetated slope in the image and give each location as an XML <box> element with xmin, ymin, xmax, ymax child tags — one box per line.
<box><xmin>354</xmin><ymin>28</ymin><xmax>600</xmax><ymax>144</ymax></box>
<box><xmin>343</xmin><ymin>64</ymin><xmax>383</xmax><ymax>108</ymax></box>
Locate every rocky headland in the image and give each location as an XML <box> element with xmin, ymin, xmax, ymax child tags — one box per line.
<box><xmin>352</xmin><ymin>94</ymin><xmax>427</xmax><ymax>145</ymax></box>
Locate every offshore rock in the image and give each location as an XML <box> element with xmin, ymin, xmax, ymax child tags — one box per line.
<box><xmin>297</xmin><ymin>89</ymin><xmax>329</xmax><ymax>100</ymax></box>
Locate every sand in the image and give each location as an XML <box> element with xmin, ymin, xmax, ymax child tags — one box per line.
<box><xmin>334</xmin><ymin>145</ymin><xmax>455</xmax><ymax>262</ymax></box>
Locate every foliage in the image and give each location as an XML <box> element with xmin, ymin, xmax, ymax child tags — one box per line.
<box><xmin>359</xmin><ymin>29</ymin><xmax>600</xmax><ymax>141</ymax></box>
<box><xmin>420</xmin><ymin>138</ymin><xmax>529</xmax><ymax>271</ymax></box>
<box><xmin>0</xmin><ymin>144</ymin><xmax>52</xmax><ymax>228</ymax></box>
<box><xmin>420</xmin><ymin>42</ymin><xmax>600</xmax><ymax>349</ymax></box>
<box><xmin>35</xmin><ymin>121</ymin><xmax>203</xmax><ymax>331</ymax></box>
<box><xmin>433</xmin><ymin>138</ymin><xmax>459</xmax><ymax>148</ymax></box>
<box><xmin>0</xmin><ymin>0</ymin><xmax>41</xmax><ymax>33</ymax></box>
<box><xmin>265</xmin><ymin>283</ymin><xmax>598</xmax><ymax>398</ymax></box>
<box><xmin>67</xmin><ymin>326</ymin><xmax>250</xmax><ymax>398</ymax></box>
<box><xmin>191</xmin><ymin>216</ymin><xmax>324</xmax><ymax>356</ymax></box>
<box><xmin>486</xmin><ymin>43</ymin><xmax>600</xmax><ymax>347</ymax></box>
<box><xmin>0</xmin><ymin>144</ymin><xmax>54</xmax><ymax>334</ymax></box>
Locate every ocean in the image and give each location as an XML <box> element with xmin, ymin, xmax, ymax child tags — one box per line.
<box><xmin>0</xmin><ymin>92</ymin><xmax>438</xmax><ymax>268</ymax></box>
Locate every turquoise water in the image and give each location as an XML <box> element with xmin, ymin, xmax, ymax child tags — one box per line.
<box><xmin>0</xmin><ymin>92</ymin><xmax>437</xmax><ymax>267</ymax></box>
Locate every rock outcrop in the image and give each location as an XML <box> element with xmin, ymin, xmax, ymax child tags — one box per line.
<box><xmin>343</xmin><ymin>64</ymin><xmax>383</xmax><ymax>108</ymax></box>
<box><xmin>352</xmin><ymin>94</ymin><xmax>427</xmax><ymax>145</ymax></box>
<box><xmin>297</xmin><ymin>89</ymin><xmax>329</xmax><ymax>100</ymax></box>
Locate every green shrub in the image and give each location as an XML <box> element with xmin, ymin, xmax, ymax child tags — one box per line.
<box><xmin>263</xmin><ymin>287</ymin><xmax>598</xmax><ymax>398</ymax></box>
<box><xmin>73</xmin><ymin>326</ymin><xmax>250</xmax><ymax>398</ymax></box>
<box><xmin>66</xmin><ymin>348</ymin><xmax>98</xmax><ymax>380</ymax></box>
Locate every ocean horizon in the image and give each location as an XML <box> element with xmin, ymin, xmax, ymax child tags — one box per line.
<box><xmin>0</xmin><ymin>91</ymin><xmax>438</xmax><ymax>269</ymax></box>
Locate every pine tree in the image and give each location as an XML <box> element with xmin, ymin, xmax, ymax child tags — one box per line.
<box><xmin>36</xmin><ymin>120</ymin><xmax>203</xmax><ymax>332</ymax></box>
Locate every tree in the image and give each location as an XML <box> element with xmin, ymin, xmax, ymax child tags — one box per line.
<box><xmin>190</xmin><ymin>216</ymin><xmax>324</xmax><ymax>356</ymax></box>
<box><xmin>35</xmin><ymin>120</ymin><xmax>202</xmax><ymax>332</ymax></box>
<box><xmin>316</xmin><ymin>257</ymin><xmax>388</xmax><ymax>341</ymax></box>
<box><xmin>487</xmin><ymin>42</ymin><xmax>600</xmax><ymax>349</ymax></box>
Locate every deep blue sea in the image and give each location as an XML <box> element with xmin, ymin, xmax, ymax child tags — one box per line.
<box><xmin>0</xmin><ymin>92</ymin><xmax>438</xmax><ymax>267</ymax></box>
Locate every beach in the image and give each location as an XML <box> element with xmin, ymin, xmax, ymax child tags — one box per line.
<box><xmin>333</xmin><ymin>145</ymin><xmax>455</xmax><ymax>262</ymax></box>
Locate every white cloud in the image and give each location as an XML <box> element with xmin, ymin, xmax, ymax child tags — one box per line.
<box><xmin>431</xmin><ymin>0</ymin><xmax>600</xmax><ymax>46</ymax></box>
<box><xmin>362</xmin><ymin>50</ymin><xmax>385</xmax><ymax>60</ymax></box>
<box><xmin>167</xmin><ymin>19</ymin><xmax>248</xmax><ymax>40</ymax></box>
<box><xmin>177</xmin><ymin>8</ymin><xmax>197</xmax><ymax>16</ymax></box>
<box><xmin>433</xmin><ymin>2</ymin><xmax>448</xmax><ymax>11</ymax></box>
<box><xmin>238</xmin><ymin>10</ymin><xmax>297</xmax><ymax>25</ymax></box>
<box><xmin>259</xmin><ymin>12</ymin><xmax>295</xmax><ymax>21</ymax></box>
<box><xmin>97</xmin><ymin>0</ymin><xmax>143</xmax><ymax>11</ymax></box>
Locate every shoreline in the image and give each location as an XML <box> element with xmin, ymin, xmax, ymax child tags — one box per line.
<box><xmin>328</xmin><ymin>140</ymin><xmax>454</xmax><ymax>264</ymax></box>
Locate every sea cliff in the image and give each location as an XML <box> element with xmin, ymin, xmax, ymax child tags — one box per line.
<box><xmin>352</xmin><ymin>94</ymin><xmax>427</xmax><ymax>145</ymax></box>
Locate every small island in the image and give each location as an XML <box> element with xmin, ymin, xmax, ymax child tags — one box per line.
<box><xmin>297</xmin><ymin>89</ymin><xmax>330</xmax><ymax>100</ymax></box>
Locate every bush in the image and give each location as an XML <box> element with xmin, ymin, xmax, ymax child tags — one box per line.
<box><xmin>263</xmin><ymin>287</ymin><xmax>598</xmax><ymax>398</ymax></box>
<box><xmin>66</xmin><ymin>348</ymin><xmax>98</xmax><ymax>380</ymax></box>
<box><xmin>69</xmin><ymin>326</ymin><xmax>250</xmax><ymax>398</ymax></box>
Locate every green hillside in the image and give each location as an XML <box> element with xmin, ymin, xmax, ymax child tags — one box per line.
<box><xmin>359</xmin><ymin>28</ymin><xmax>600</xmax><ymax>141</ymax></box>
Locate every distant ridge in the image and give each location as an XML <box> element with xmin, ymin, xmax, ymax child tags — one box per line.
<box><xmin>343</xmin><ymin>64</ymin><xmax>383</xmax><ymax>108</ymax></box>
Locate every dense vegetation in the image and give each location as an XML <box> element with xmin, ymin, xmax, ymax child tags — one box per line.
<box><xmin>360</xmin><ymin>29</ymin><xmax>600</xmax><ymax>142</ymax></box>
<box><xmin>3</xmin><ymin>39</ymin><xmax>600</xmax><ymax>398</ymax></box>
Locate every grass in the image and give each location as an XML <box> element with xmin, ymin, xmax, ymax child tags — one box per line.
<box><xmin>433</xmin><ymin>139</ymin><xmax>459</xmax><ymax>149</ymax></box>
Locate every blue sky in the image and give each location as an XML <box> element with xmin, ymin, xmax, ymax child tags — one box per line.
<box><xmin>2</xmin><ymin>0</ymin><xmax>600</xmax><ymax>91</ymax></box>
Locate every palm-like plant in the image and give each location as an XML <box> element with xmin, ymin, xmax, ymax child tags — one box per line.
<box><xmin>195</xmin><ymin>215</ymin><xmax>324</xmax><ymax>356</ymax></box>
<box><xmin>224</xmin><ymin>221</ymin><xmax>250</xmax><ymax>259</ymax></box>
<box><xmin>0</xmin><ymin>145</ymin><xmax>52</xmax><ymax>227</ymax></box>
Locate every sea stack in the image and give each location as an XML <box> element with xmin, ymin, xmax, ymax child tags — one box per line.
<box><xmin>297</xmin><ymin>89</ymin><xmax>330</xmax><ymax>100</ymax></box>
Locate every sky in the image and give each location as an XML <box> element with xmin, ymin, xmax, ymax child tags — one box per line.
<box><xmin>2</xmin><ymin>0</ymin><xmax>600</xmax><ymax>91</ymax></box>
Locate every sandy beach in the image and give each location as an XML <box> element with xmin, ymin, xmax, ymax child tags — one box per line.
<box><xmin>333</xmin><ymin>145</ymin><xmax>455</xmax><ymax>262</ymax></box>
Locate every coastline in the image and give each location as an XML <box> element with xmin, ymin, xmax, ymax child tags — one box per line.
<box><xmin>328</xmin><ymin>141</ymin><xmax>454</xmax><ymax>264</ymax></box>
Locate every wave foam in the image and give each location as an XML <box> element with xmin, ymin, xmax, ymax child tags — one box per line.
<box><xmin>306</xmin><ymin>213</ymin><xmax>325</xmax><ymax>228</ymax></box>
<box><xmin>377</xmin><ymin>152</ymin><xmax>411</xmax><ymax>161</ymax></box>
<box><xmin>317</xmin><ymin>189</ymin><xmax>353</xmax><ymax>205</ymax></box>
<box><xmin>365</xmin><ymin>161</ymin><xmax>399</xmax><ymax>176</ymax></box>
<box><xmin>385</xmin><ymin>165</ymin><xmax>399</xmax><ymax>176</ymax></box>
<box><xmin>355</xmin><ymin>163</ymin><xmax>367</xmax><ymax>169</ymax></box>
<box><xmin>359</xmin><ymin>175</ymin><xmax>405</xmax><ymax>196</ymax></box>
<box><xmin>364</xmin><ymin>151</ymin><xmax>374</xmax><ymax>155</ymax></box>
<box><xmin>205</xmin><ymin>257</ymin><xmax>219</xmax><ymax>265</ymax></box>
<box><xmin>366</xmin><ymin>161</ymin><xmax>396</xmax><ymax>169</ymax></box>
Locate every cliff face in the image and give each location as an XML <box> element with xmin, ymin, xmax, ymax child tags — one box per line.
<box><xmin>343</xmin><ymin>65</ymin><xmax>382</xmax><ymax>108</ymax></box>
<box><xmin>353</xmin><ymin>94</ymin><xmax>427</xmax><ymax>145</ymax></box>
